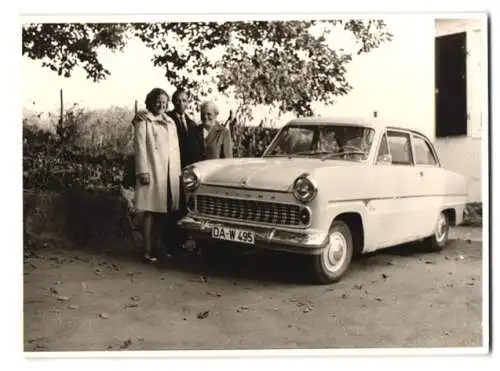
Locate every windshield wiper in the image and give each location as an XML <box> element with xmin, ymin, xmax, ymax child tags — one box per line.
<box><xmin>321</xmin><ymin>151</ymin><xmax>366</xmax><ymax>160</ymax></box>
<box><xmin>290</xmin><ymin>150</ymin><xmax>335</xmax><ymax>157</ymax></box>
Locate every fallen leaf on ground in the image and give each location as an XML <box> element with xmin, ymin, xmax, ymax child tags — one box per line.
<box><xmin>99</xmin><ymin>312</ymin><xmax>110</xmax><ymax>319</ymax></box>
<box><xmin>68</xmin><ymin>305</ymin><xmax>79</xmax><ymax>310</ymax></box>
<box><xmin>206</xmin><ymin>291</ymin><xmax>222</xmax><ymax>297</ymax></box>
<box><xmin>120</xmin><ymin>339</ymin><xmax>132</xmax><ymax>349</ymax></box>
<box><xmin>197</xmin><ymin>310</ymin><xmax>210</xmax><ymax>319</ymax></box>
<box><xmin>56</xmin><ymin>295</ymin><xmax>70</xmax><ymax>302</ymax></box>
<box><xmin>124</xmin><ymin>303</ymin><xmax>139</xmax><ymax>309</ymax></box>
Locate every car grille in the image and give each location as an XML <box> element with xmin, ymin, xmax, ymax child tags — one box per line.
<box><xmin>195</xmin><ymin>195</ymin><xmax>305</xmax><ymax>226</ymax></box>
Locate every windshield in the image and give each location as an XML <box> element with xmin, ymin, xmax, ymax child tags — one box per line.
<box><xmin>263</xmin><ymin>124</ymin><xmax>376</xmax><ymax>161</ymax></box>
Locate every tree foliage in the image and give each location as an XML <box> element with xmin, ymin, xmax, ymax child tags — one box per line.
<box><xmin>22</xmin><ymin>23</ymin><xmax>130</xmax><ymax>81</ymax></box>
<box><xmin>22</xmin><ymin>20</ymin><xmax>392</xmax><ymax>116</ymax></box>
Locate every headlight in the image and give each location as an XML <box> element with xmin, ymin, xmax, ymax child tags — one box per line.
<box><xmin>292</xmin><ymin>174</ymin><xmax>318</xmax><ymax>203</ymax></box>
<box><xmin>182</xmin><ymin>166</ymin><xmax>201</xmax><ymax>192</ymax></box>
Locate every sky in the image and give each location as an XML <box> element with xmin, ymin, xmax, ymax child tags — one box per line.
<box><xmin>22</xmin><ymin>16</ymin><xmax>435</xmax><ymax>128</ymax></box>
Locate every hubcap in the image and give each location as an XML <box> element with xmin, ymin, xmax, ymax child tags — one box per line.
<box><xmin>435</xmin><ymin>214</ymin><xmax>448</xmax><ymax>242</ymax></box>
<box><xmin>323</xmin><ymin>231</ymin><xmax>347</xmax><ymax>273</ymax></box>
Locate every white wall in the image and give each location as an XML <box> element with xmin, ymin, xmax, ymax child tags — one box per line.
<box><xmin>433</xmin><ymin>19</ymin><xmax>486</xmax><ymax>202</ymax></box>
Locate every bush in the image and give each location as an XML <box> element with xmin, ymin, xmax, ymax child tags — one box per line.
<box><xmin>23</xmin><ymin>107</ymin><xmax>280</xmax><ymax>194</ymax></box>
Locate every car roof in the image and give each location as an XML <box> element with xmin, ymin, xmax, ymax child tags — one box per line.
<box><xmin>286</xmin><ymin>116</ymin><xmax>427</xmax><ymax>137</ymax></box>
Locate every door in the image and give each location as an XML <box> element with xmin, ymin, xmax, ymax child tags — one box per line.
<box><xmin>435</xmin><ymin>32</ymin><xmax>467</xmax><ymax>137</ymax></box>
<box><xmin>371</xmin><ymin>130</ymin><xmax>418</xmax><ymax>249</ymax></box>
<box><xmin>411</xmin><ymin>134</ymin><xmax>443</xmax><ymax>237</ymax></box>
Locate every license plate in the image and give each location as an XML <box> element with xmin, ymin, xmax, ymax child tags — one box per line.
<box><xmin>211</xmin><ymin>226</ymin><xmax>255</xmax><ymax>245</ymax></box>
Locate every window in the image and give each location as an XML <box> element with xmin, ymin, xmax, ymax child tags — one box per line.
<box><xmin>413</xmin><ymin>135</ymin><xmax>438</xmax><ymax>165</ymax></box>
<box><xmin>387</xmin><ymin>131</ymin><xmax>413</xmax><ymax>165</ymax></box>
<box><xmin>377</xmin><ymin>133</ymin><xmax>390</xmax><ymax>162</ymax></box>
<box><xmin>265</xmin><ymin>125</ymin><xmax>375</xmax><ymax>160</ymax></box>
<box><xmin>435</xmin><ymin>32</ymin><xmax>467</xmax><ymax>137</ymax></box>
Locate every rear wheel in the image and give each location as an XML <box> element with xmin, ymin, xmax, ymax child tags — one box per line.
<box><xmin>310</xmin><ymin>220</ymin><xmax>354</xmax><ymax>284</ymax></box>
<box><xmin>424</xmin><ymin>211</ymin><xmax>450</xmax><ymax>251</ymax></box>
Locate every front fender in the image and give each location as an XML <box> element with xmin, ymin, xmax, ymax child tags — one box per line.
<box><xmin>323</xmin><ymin>201</ymin><xmax>368</xmax><ymax>231</ymax></box>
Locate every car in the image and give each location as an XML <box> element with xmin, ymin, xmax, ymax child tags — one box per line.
<box><xmin>177</xmin><ymin>117</ymin><xmax>468</xmax><ymax>284</ymax></box>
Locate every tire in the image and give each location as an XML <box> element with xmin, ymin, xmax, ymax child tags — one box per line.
<box><xmin>424</xmin><ymin>211</ymin><xmax>450</xmax><ymax>251</ymax></box>
<box><xmin>310</xmin><ymin>220</ymin><xmax>354</xmax><ymax>284</ymax></box>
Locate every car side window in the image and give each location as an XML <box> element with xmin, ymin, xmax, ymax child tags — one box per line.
<box><xmin>377</xmin><ymin>133</ymin><xmax>390</xmax><ymax>162</ymax></box>
<box><xmin>413</xmin><ymin>135</ymin><xmax>438</xmax><ymax>166</ymax></box>
<box><xmin>387</xmin><ymin>131</ymin><xmax>413</xmax><ymax>165</ymax></box>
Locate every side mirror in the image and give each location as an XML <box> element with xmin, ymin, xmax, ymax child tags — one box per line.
<box><xmin>377</xmin><ymin>154</ymin><xmax>392</xmax><ymax>164</ymax></box>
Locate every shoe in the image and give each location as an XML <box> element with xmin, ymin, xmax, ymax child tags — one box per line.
<box><xmin>143</xmin><ymin>254</ymin><xmax>158</xmax><ymax>264</ymax></box>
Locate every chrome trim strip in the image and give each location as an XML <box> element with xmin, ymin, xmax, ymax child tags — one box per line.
<box><xmin>195</xmin><ymin>191</ymin><xmax>306</xmax><ymax>207</ymax></box>
<box><xmin>327</xmin><ymin>193</ymin><xmax>468</xmax><ymax>204</ymax></box>
<box><xmin>201</xmin><ymin>183</ymin><xmax>291</xmax><ymax>193</ymax></box>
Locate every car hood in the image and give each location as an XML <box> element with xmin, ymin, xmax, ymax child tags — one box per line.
<box><xmin>196</xmin><ymin>157</ymin><xmax>360</xmax><ymax>191</ymax></box>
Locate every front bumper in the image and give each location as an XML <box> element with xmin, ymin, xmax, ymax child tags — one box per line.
<box><xmin>177</xmin><ymin>214</ymin><xmax>329</xmax><ymax>255</ymax></box>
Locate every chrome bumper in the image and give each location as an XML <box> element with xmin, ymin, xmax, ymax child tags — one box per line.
<box><xmin>177</xmin><ymin>215</ymin><xmax>329</xmax><ymax>255</ymax></box>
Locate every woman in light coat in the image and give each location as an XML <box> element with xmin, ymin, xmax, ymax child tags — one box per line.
<box><xmin>133</xmin><ymin>88</ymin><xmax>181</xmax><ymax>263</ymax></box>
<box><xmin>200</xmin><ymin>101</ymin><xmax>233</xmax><ymax>160</ymax></box>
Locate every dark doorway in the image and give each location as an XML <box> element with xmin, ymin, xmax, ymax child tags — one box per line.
<box><xmin>435</xmin><ymin>32</ymin><xmax>467</xmax><ymax>137</ymax></box>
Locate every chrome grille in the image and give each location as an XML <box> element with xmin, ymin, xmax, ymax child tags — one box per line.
<box><xmin>196</xmin><ymin>195</ymin><xmax>305</xmax><ymax>226</ymax></box>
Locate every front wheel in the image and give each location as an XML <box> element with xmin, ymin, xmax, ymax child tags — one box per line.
<box><xmin>309</xmin><ymin>220</ymin><xmax>354</xmax><ymax>284</ymax></box>
<box><xmin>424</xmin><ymin>211</ymin><xmax>450</xmax><ymax>251</ymax></box>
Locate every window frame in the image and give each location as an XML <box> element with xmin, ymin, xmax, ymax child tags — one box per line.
<box><xmin>410</xmin><ymin>133</ymin><xmax>442</xmax><ymax>167</ymax></box>
<box><xmin>383</xmin><ymin>129</ymin><xmax>415</xmax><ymax>166</ymax></box>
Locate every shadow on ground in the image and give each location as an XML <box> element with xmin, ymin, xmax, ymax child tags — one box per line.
<box><xmin>24</xmin><ymin>233</ymin><xmax>473</xmax><ymax>287</ymax></box>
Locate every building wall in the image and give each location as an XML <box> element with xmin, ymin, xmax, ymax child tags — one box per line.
<box><xmin>433</xmin><ymin>19</ymin><xmax>486</xmax><ymax>202</ymax></box>
<box><xmin>318</xmin><ymin>15</ymin><xmax>436</xmax><ymax>139</ymax></box>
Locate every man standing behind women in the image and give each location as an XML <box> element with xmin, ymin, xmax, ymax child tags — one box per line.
<box><xmin>167</xmin><ymin>88</ymin><xmax>205</xmax><ymax>169</ymax></box>
<box><xmin>133</xmin><ymin>88</ymin><xmax>181</xmax><ymax>263</ymax></box>
<box><xmin>166</xmin><ymin>88</ymin><xmax>205</xmax><ymax>251</ymax></box>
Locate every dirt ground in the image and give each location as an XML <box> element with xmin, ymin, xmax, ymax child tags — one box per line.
<box><xmin>23</xmin><ymin>228</ymin><xmax>484</xmax><ymax>352</ymax></box>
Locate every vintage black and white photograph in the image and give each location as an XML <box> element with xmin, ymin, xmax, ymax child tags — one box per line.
<box><xmin>21</xmin><ymin>10</ymin><xmax>489</xmax><ymax>355</ymax></box>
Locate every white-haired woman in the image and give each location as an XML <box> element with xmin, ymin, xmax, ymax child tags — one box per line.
<box><xmin>200</xmin><ymin>101</ymin><xmax>233</xmax><ymax>159</ymax></box>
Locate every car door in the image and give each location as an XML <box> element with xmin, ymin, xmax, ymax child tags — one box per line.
<box><xmin>371</xmin><ymin>129</ymin><xmax>419</xmax><ymax>248</ymax></box>
<box><xmin>410</xmin><ymin>133</ymin><xmax>443</xmax><ymax>237</ymax></box>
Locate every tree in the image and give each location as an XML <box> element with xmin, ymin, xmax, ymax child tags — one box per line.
<box><xmin>22</xmin><ymin>23</ymin><xmax>130</xmax><ymax>81</ymax></box>
<box><xmin>22</xmin><ymin>20</ymin><xmax>392</xmax><ymax>116</ymax></box>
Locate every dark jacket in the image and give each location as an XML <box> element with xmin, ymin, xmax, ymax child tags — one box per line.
<box><xmin>204</xmin><ymin>123</ymin><xmax>233</xmax><ymax>160</ymax></box>
<box><xmin>167</xmin><ymin>110</ymin><xmax>204</xmax><ymax>169</ymax></box>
